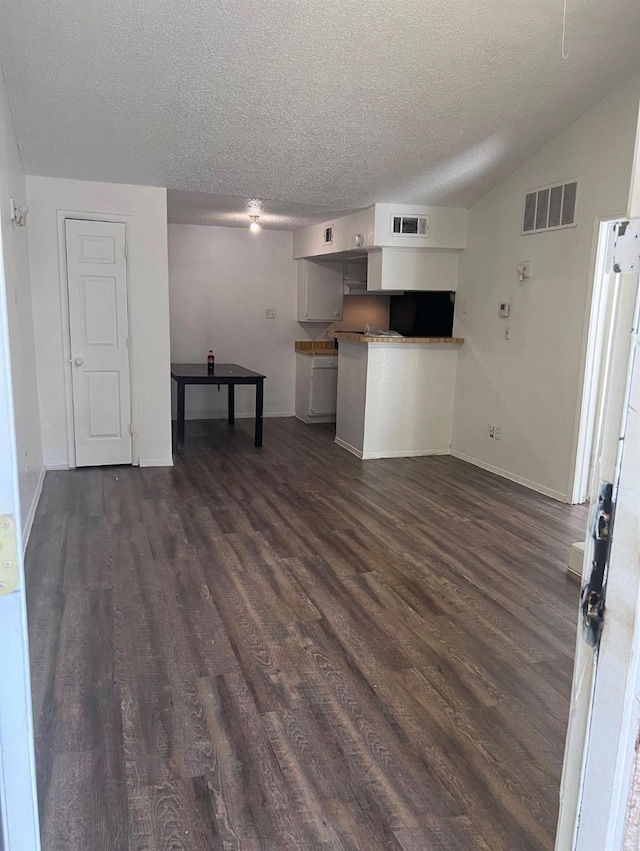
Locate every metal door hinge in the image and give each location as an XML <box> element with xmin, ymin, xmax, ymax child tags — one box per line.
<box><xmin>129</xmin><ymin>423</ymin><xmax>133</xmax><ymax>434</ymax></box>
<box><xmin>123</xmin><ymin>242</ymin><xmax>128</xmax><ymax>259</ymax></box>
<box><xmin>0</xmin><ymin>515</ymin><xmax>19</xmax><ymax>596</ymax></box>
<box><xmin>612</xmin><ymin>220</ymin><xmax>640</xmax><ymax>273</ymax></box>
<box><xmin>581</xmin><ymin>481</ymin><xmax>614</xmax><ymax>648</ymax></box>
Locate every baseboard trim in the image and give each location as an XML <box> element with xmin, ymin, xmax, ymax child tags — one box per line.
<box><xmin>449</xmin><ymin>448</ymin><xmax>568</xmax><ymax>502</ymax></box>
<box><xmin>176</xmin><ymin>411</ymin><xmax>296</xmax><ymax>421</ymax></box>
<box><xmin>22</xmin><ymin>465</ymin><xmax>46</xmax><ymax>552</ymax></box>
<box><xmin>45</xmin><ymin>463</ymin><xmax>70</xmax><ymax>471</ymax></box>
<box><xmin>295</xmin><ymin>414</ymin><xmax>337</xmax><ymax>424</ymax></box>
<box><xmin>139</xmin><ymin>458</ymin><xmax>174</xmax><ymax>468</ymax></box>
<box><xmin>334</xmin><ymin>437</ymin><xmax>364</xmax><ymax>458</ymax></box>
<box><xmin>362</xmin><ymin>448</ymin><xmax>450</xmax><ymax>460</ymax></box>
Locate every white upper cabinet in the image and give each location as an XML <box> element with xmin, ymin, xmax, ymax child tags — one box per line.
<box><xmin>367</xmin><ymin>248</ymin><xmax>460</xmax><ymax>291</ymax></box>
<box><xmin>297</xmin><ymin>260</ymin><xmax>344</xmax><ymax>322</ymax></box>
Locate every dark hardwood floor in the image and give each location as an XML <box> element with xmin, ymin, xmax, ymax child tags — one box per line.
<box><xmin>26</xmin><ymin>418</ymin><xmax>588</xmax><ymax>851</ymax></box>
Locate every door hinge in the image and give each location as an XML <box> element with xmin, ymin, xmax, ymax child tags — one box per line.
<box><xmin>612</xmin><ymin>219</ymin><xmax>640</xmax><ymax>273</ymax></box>
<box><xmin>581</xmin><ymin>481</ymin><xmax>615</xmax><ymax>648</ymax></box>
<box><xmin>123</xmin><ymin>242</ymin><xmax>128</xmax><ymax>259</ymax></box>
<box><xmin>0</xmin><ymin>515</ymin><xmax>19</xmax><ymax>596</ymax></box>
<box><xmin>129</xmin><ymin>423</ymin><xmax>133</xmax><ymax>435</ymax></box>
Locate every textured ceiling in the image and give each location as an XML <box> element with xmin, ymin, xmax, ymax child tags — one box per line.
<box><xmin>167</xmin><ymin>191</ymin><xmax>356</xmax><ymax>229</ymax></box>
<box><xmin>1</xmin><ymin>0</ymin><xmax>640</xmax><ymax>227</ymax></box>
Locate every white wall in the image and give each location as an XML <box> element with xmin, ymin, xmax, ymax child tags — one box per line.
<box><xmin>452</xmin><ymin>70</ymin><xmax>640</xmax><ymax>501</ymax></box>
<box><xmin>364</xmin><ymin>344</ymin><xmax>457</xmax><ymax>458</ymax></box>
<box><xmin>169</xmin><ymin>224</ymin><xmax>303</xmax><ymax>419</ymax></box>
<box><xmin>0</xmin><ymin>68</ymin><xmax>43</xmax><ymax>538</ymax></box>
<box><xmin>335</xmin><ymin>341</ymin><xmax>369</xmax><ymax>455</ymax></box>
<box><xmin>27</xmin><ymin>176</ymin><xmax>172</xmax><ymax>468</ymax></box>
<box><xmin>335</xmin><ymin>341</ymin><xmax>458</xmax><ymax>459</ymax></box>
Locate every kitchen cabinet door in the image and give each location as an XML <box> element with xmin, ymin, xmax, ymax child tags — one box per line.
<box><xmin>367</xmin><ymin>248</ymin><xmax>459</xmax><ymax>291</ymax></box>
<box><xmin>310</xmin><ymin>363</ymin><xmax>338</xmax><ymax>415</ymax></box>
<box><xmin>297</xmin><ymin>260</ymin><xmax>343</xmax><ymax>321</ymax></box>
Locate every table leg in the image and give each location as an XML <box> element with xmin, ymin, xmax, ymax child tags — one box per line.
<box><xmin>177</xmin><ymin>381</ymin><xmax>186</xmax><ymax>451</ymax></box>
<box><xmin>228</xmin><ymin>383</ymin><xmax>235</xmax><ymax>426</ymax></box>
<box><xmin>255</xmin><ymin>379</ymin><xmax>264</xmax><ymax>447</ymax></box>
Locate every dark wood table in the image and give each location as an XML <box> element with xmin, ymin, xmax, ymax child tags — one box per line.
<box><xmin>171</xmin><ymin>363</ymin><xmax>266</xmax><ymax>450</ymax></box>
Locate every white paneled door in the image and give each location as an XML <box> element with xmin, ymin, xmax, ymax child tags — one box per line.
<box><xmin>65</xmin><ymin>219</ymin><xmax>132</xmax><ymax>466</ymax></box>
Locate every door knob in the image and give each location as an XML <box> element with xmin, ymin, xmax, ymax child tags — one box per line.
<box><xmin>74</xmin><ymin>357</ymin><xmax>84</xmax><ymax>366</ymax></box>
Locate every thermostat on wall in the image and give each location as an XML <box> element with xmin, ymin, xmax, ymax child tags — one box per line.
<box><xmin>499</xmin><ymin>302</ymin><xmax>510</xmax><ymax>317</ymax></box>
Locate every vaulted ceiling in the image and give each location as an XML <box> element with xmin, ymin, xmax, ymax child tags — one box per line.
<box><xmin>1</xmin><ymin>0</ymin><xmax>639</xmax><ymax>228</ymax></box>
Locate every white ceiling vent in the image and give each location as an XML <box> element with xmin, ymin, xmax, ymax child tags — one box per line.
<box><xmin>392</xmin><ymin>215</ymin><xmax>429</xmax><ymax>237</ymax></box>
<box><xmin>523</xmin><ymin>180</ymin><xmax>578</xmax><ymax>234</ymax></box>
<box><xmin>323</xmin><ymin>225</ymin><xmax>334</xmax><ymax>245</ymax></box>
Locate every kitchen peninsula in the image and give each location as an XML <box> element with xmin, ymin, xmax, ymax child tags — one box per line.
<box><xmin>334</xmin><ymin>332</ymin><xmax>464</xmax><ymax>459</ymax></box>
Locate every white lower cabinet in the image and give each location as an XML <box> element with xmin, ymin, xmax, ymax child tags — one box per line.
<box><xmin>295</xmin><ymin>355</ymin><xmax>338</xmax><ymax>422</ymax></box>
<box><xmin>297</xmin><ymin>260</ymin><xmax>344</xmax><ymax>321</ymax></box>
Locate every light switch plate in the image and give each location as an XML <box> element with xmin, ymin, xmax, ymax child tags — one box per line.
<box><xmin>265</xmin><ymin>308</ymin><xmax>276</xmax><ymax>319</ymax></box>
<box><xmin>499</xmin><ymin>301</ymin><xmax>510</xmax><ymax>317</ymax></box>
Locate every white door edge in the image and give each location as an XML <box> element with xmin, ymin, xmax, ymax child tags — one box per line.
<box><xmin>568</xmin><ymin>212</ymin><xmax>625</xmax><ymax>504</ymax></box>
<box><xmin>0</xmin><ymin>209</ymin><xmax>41</xmax><ymax>849</ymax></box>
<box><xmin>558</xmin><ymin>258</ymin><xmax>640</xmax><ymax>849</ymax></box>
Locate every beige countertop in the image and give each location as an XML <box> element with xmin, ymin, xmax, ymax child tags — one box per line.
<box><xmin>334</xmin><ymin>333</ymin><xmax>464</xmax><ymax>344</ymax></box>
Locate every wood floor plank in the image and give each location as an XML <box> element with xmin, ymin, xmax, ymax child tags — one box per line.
<box><xmin>25</xmin><ymin>417</ymin><xmax>589</xmax><ymax>851</ymax></box>
<box><xmin>39</xmin><ymin>750</ymin><xmax>129</xmax><ymax>851</ymax></box>
<box><xmin>396</xmin><ymin>817</ymin><xmax>492</xmax><ymax>851</ymax></box>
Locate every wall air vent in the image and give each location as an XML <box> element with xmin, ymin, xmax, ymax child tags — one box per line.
<box><xmin>392</xmin><ymin>215</ymin><xmax>429</xmax><ymax>237</ymax></box>
<box><xmin>323</xmin><ymin>225</ymin><xmax>334</xmax><ymax>245</ymax></box>
<box><xmin>523</xmin><ymin>180</ymin><xmax>578</xmax><ymax>234</ymax></box>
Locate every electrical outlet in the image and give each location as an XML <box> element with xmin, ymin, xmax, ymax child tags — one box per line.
<box><xmin>265</xmin><ymin>308</ymin><xmax>275</xmax><ymax>319</ymax></box>
<box><xmin>494</xmin><ymin>426</ymin><xmax>502</xmax><ymax>441</ymax></box>
<box><xmin>488</xmin><ymin>425</ymin><xmax>495</xmax><ymax>438</ymax></box>
<box><xmin>504</xmin><ymin>326</ymin><xmax>511</xmax><ymax>340</ymax></box>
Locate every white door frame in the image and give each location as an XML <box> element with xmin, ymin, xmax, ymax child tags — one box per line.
<box><xmin>56</xmin><ymin>210</ymin><xmax>139</xmax><ymax>468</ymax></box>
<box><xmin>569</xmin><ymin>212</ymin><xmax>625</xmax><ymax>505</ymax></box>
<box><xmin>0</xmin><ymin>217</ymin><xmax>41</xmax><ymax>848</ymax></box>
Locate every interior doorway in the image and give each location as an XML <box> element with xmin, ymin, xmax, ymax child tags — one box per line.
<box><xmin>65</xmin><ymin>219</ymin><xmax>132</xmax><ymax>467</ymax></box>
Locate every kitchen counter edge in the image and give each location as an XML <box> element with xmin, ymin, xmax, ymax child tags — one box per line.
<box><xmin>333</xmin><ymin>333</ymin><xmax>464</xmax><ymax>344</ymax></box>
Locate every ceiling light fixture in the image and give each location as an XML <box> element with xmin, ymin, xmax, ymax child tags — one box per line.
<box><xmin>249</xmin><ymin>213</ymin><xmax>261</xmax><ymax>233</ymax></box>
